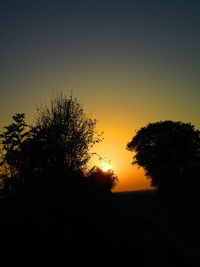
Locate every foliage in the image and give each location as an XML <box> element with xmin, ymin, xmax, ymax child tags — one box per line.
<box><xmin>0</xmin><ymin>93</ymin><xmax>103</xmax><ymax>198</ymax></box>
<box><xmin>127</xmin><ymin>121</ymin><xmax>200</xmax><ymax>193</ymax></box>
<box><xmin>86</xmin><ymin>167</ymin><xmax>118</xmax><ymax>195</ymax></box>
<box><xmin>30</xmin><ymin>92</ymin><xmax>102</xmax><ymax>174</ymax></box>
<box><xmin>0</xmin><ymin>113</ymin><xmax>29</xmax><ymax>196</ymax></box>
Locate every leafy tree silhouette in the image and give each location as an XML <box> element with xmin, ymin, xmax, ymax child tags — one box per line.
<box><xmin>127</xmin><ymin>121</ymin><xmax>200</xmax><ymax>195</ymax></box>
<box><xmin>33</xmin><ymin>92</ymin><xmax>102</xmax><ymax>173</ymax></box>
<box><xmin>0</xmin><ymin>93</ymin><xmax>103</xmax><ymax>200</ymax></box>
<box><xmin>0</xmin><ymin>113</ymin><xmax>29</xmax><ymax>197</ymax></box>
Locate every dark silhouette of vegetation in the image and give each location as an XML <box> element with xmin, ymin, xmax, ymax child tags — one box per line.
<box><xmin>86</xmin><ymin>166</ymin><xmax>118</xmax><ymax>196</ymax></box>
<box><xmin>0</xmin><ymin>113</ymin><xmax>29</xmax><ymax>197</ymax></box>
<box><xmin>0</xmin><ymin>93</ymin><xmax>104</xmax><ymax>200</ymax></box>
<box><xmin>127</xmin><ymin>121</ymin><xmax>200</xmax><ymax>195</ymax></box>
<box><xmin>1</xmin><ymin>99</ymin><xmax>200</xmax><ymax>266</ymax></box>
<box><xmin>0</xmin><ymin>92</ymin><xmax>120</xmax><ymax>262</ymax></box>
<box><xmin>34</xmin><ymin>92</ymin><xmax>102</xmax><ymax>173</ymax></box>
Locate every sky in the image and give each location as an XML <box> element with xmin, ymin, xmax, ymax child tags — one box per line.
<box><xmin>0</xmin><ymin>0</ymin><xmax>200</xmax><ymax>191</ymax></box>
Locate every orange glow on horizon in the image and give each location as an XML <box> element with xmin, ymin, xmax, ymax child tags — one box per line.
<box><xmin>88</xmin><ymin>121</ymin><xmax>152</xmax><ymax>192</ymax></box>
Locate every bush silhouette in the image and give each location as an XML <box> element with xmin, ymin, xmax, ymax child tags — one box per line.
<box><xmin>86</xmin><ymin>167</ymin><xmax>118</xmax><ymax>196</ymax></box>
<box><xmin>127</xmin><ymin>121</ymin><xmax>200</xmax><ymax>195</ymax></box>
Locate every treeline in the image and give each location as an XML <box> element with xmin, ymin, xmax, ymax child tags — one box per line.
<box><xmin>0</xmin><ymin>93</ymin><xmax>117</xmax><ymax>213</ymax></box>
<box><xmin>1</xmin><ymin>91</ymin><xmax>200</xmax><ymax>205</ymax></box>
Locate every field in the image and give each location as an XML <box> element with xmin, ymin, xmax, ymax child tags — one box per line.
<box><xmin>1</xmin><ymin>190</ymin><xmax>200</xmax><ymax>266</ymax></box>
<box><xmin>110</xmin><ymin>190</ymin><xmax>200</xmax><ymax>266</ymax></box>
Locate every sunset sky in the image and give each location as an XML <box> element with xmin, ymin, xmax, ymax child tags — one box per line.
<box><xmin>0</xmin><ymin>0</ymin><xmax>200</xmax><ymax>191</ymax></box>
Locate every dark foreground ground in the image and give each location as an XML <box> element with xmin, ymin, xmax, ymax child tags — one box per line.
<box><xmin>1</xmin><ymin>190</ymin><xmax>200</xmax><ymax>266</ymax></box>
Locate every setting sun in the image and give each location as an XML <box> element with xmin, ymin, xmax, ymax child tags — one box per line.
<box><xmin>102</xmin><ymin>166</ymin><xmax>110</xmax><ymax>172</ymax></box>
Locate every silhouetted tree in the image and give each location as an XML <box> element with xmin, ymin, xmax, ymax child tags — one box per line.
<box><xmin>127</xmin><ymin>121</ymin><xmax>200</xmax><ymax>194</ymax></box>
<box><xmin>34</xmin><ymin>92</ymin><xmax>102</xmax><ymax>171</ymax></box>
<box><xmin>0</xmin><ymin>93</ymin><xmax>103</xmax><ymax>199</ymax></box>
<box><xmin>0</xmin><ymin>113</ymin><xmax>29</xmax><ymax>197</ymax></box>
